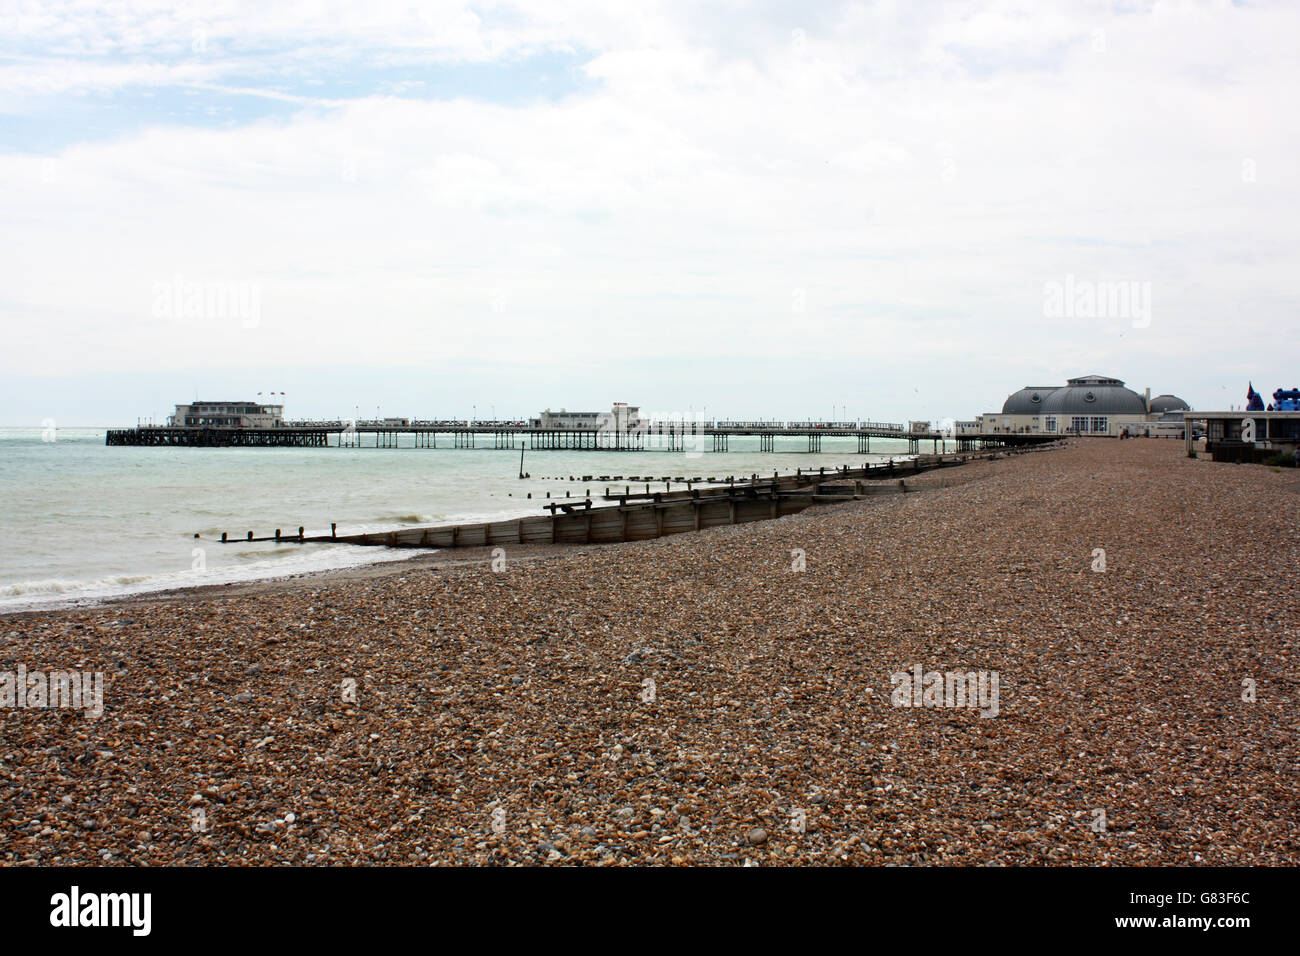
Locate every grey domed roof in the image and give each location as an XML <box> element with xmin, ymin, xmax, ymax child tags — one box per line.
<box><xmin>1149</xmin><ymin>394</ymin><xmax>1189</xmax><ymax>413</ymax></box>
<box><xmin>1002</xmin><ymin>386</ymin><xmax>1060</xmax><ymax>415</ymax></box>
<box><xmin>1041</xmin><ymin>378</ymin><xmax>1147</xmax><ymax>415</ymax></box>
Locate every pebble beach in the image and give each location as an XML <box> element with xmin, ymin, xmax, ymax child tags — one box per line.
<box><xmin>2</xmin><ymin>438</ymin><xmax>1296</xmax><ymax>866</ymax></box>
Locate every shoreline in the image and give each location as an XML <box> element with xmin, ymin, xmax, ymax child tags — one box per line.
<box><xmin>0</xmin><ymin>542</ymin><xmax>576</xmax><ymax>621</ymax></box>
<box><xmin>0</xmin><ymin>446</ymin><xmax>1001</xmax><ymax>618</ymax></box>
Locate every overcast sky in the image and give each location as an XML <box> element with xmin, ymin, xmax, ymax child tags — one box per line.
<box><xmin>2</xmin><ymin>0</ymin><xmax>1297</xmax><ymax>425</ymax></box>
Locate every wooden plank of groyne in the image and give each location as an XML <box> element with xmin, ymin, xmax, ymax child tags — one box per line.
<box><xmin>552</xmin><ymin>513</ymin><xmax>583</xmax><ymax>545</ymax></box>
<box><xmin>628</xmin><ymin>508</ymin><xmax>659</xmax><ymax>541</ymax></box>
<box><xmin>660</xmin><ymin>504</ymin><xmax>692</xmax><ymax>535</ymax></box>
<box><xmin>700</xmin><ymin>500</ymin><xmax>731</xmax><ymax>529</ymax></box>
<box><xmin>522</xmin><ymin>515</ymin><xmax>552</xmax><ymax>544</ymax></box>
<box><xmin>590</xmin><ymin>508</ymin><xmax>622</xmax><ymax>543</ymax></box>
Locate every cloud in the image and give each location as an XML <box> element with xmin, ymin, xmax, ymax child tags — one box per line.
<box><xmin>1</xmin><ymin>0</ymin><xmax>1298</xmax><ymax>420</ymax></box>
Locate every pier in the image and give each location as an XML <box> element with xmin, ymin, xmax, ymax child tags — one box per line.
<box><xmin>108</xmin><ymin>419</ymin><xmax>1048</xmax><ymax>454</ymax></box>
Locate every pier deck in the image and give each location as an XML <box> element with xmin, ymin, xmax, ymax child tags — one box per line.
<box><xmin>109</xmin><ymin>421</ymin><xmax>1046</xmax><ymax>454</ymax></box>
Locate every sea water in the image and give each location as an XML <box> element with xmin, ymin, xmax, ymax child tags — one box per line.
<box><xmin>0</xmin><ymin>427</ymin><xmax>919</xmax><ymax>612</ymax></box>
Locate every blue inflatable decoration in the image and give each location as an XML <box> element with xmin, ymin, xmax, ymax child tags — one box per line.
<box><xmin>1273</xmin><ymin>387</ymin><xmax>1300</xmax><ymax>411</ymax></box>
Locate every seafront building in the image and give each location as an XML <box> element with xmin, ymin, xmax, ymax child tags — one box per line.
<box><xmin>532</xmin><ymin>403</ymin><xmax>641</xmax><ymax>430</ymax></box>
<box><xmin>167</xmin><ymin>400</ymin><xmax>284</xmax><ymax>428</ymax></box>
<box><xmin>978</xmin><ymin>375</ymin><xmax>1189</xmax><ymax>437</ymax></box>
<box><xmin>1188</xmin><ymin>406</ymin><xmax>1300</xmax><ymax>462</ymax></box>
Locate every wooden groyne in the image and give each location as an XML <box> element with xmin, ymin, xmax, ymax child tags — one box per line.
<box><xmin>216</xmin><ymin>445</ymin><xmax>1060</xmax><ymax>552</ymax></box>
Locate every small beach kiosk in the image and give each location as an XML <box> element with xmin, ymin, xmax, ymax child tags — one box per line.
<box><xmin>1187</xmin><ymin>407</ymin><xmax>1300</xmax><ymax>462</ymax></box>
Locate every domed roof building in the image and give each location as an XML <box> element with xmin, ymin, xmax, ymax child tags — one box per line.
<box><xmin>981</xmin><ymin>375</ymin><xmax>1188</xmax><ymax>437</ymax></box>
<box><xmin>1000</xmin><ymin>387</ymin><xmax>1060</xmax><ymax>415</ymax></box>
<box><xmin>1040</xmin><ymin>375</ymin><xmax>1149</xmax><ymax>416</ymax></box>
<box><xmin>1149</xmin><ymin>394</ymin><xmax>1190</xmax><ymax>414</ymax></box>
